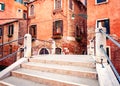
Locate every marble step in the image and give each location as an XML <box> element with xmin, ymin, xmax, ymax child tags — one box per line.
<box><xmin>21</xmin><ymin>62</ymin><xmax>97</xmax><ymax>79</ymax></box>
<box><xmin>11</xmin><ymin>68</ymin><xmax>99</xmax><ymax>86</ymax></box>
<box><xmin>30</xmin><ymin>55</ymin><xmax>96</xmax><ymax>68</ymax></box>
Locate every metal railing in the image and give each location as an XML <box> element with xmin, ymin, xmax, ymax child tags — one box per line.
<box><xmin>100</xmin><ymin>45</ymin><xmax>120</xmax><ymax>83</ymax></box>
<box><xmin>99</xmin><ymin>29</ymin><xmax>120</xmax><ymax>48</ymax></box>
<box><xmin>0</xmin><ymin>37</ymin><xmax>25</xmax><ymax>62</ymax></box>
<box><xmin>99</xmin><ymin>29</ymin><xmax>120</xmax><ymax>83</ymax></box>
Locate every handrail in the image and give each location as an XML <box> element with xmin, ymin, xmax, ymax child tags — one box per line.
<box><xmin>99</xmin><ymin>29</ymin><xmax>120</xmax><ymax>48</ymax></box>
<box><xmin>100</xmin><ymin>45</ymin><xmax>120</xmax><ymax>83</ymax></box>
<box><xmin>0</xmin><ymin>37</ymin><xmax>25</xmax><ymax>61</ymax></box>
<box><xmin>0</xmin><ymin>47</ymin><xmax>25</xmax><ymax>61</ymax></box>
<box><xmin>0</xmin><ymin>37</ymin><xmax>25</xmax><ymax>46</ymax></box>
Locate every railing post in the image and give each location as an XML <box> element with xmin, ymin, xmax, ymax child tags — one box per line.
<box><xmin>51</xmin><ymin>40</ymin><xmax>56</xmax><ymax>54</ymax></box>
<box><xmin>95</xmin><ymin>23</ymin><xmax>106</xmax><ymax>62</ymax></box>
<box><xmin>24</xmin><ymin>34</ymin><xmax>32</xmax><ymax>58</ymax></box>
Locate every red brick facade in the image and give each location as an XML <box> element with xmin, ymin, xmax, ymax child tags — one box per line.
<box><xmin>28</xmin><ymin>0</ymin><xmax>87</xmax><ymax>54</ymax></box>
<box><xmin>0</xmin><ymin>0</ymin><xmax>87</xmax><ymax>67</ymax></box>
<box><xmin>0</xmin><ymin>0</ymin><xmax>27</xmax><ymax>66</ymax></box>
<box><xmin>87</xmin><ymin>0</ymin><xmax>120</xmax><ymax>74</ymax></box>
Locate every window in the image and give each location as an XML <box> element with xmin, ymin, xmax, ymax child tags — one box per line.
<box><xmin>53</xmin><ymin>20</ymin><xmax>63</xmax><ymax>39</ymax></box>
<box><xmin>76</xmin><ymin>25</ymin><xmax>82</xmax><ymax>37</ymax></box>
<box><xmin>96</xmin><ymin>0</ymin><xmax>108</xmax><ymax>4</ymax></box>
<box><xmin>55</xmin><ymin>47</ymin><xmax>62</xmax><ymax>54</ymax></box>
<box><xmin>29</xmin><ymin>25</ymin><xmax>37</xmax><ymax>40</ymax></box>
<box><xmin>69</xmin><ymin>0</ymin><xmax>74</xmax><ymax>10</ymax></box>
<box><xmin>75</xmin><ymin>25</ymin><xmax>82</xmax><ymax>41</ymax></box>
<box><xmin>0</xmin><ymin>28</ymin><xmax>2</xmax><ymax>36</ymax></box>
<box><xmin>30</xmin><ymin>5</ymin><xmax>34</xmax><ymax>16</ymax></box>
<box><xmin>97</xmin><ymin>19</ymin><xmax>110</xmax><ymax>34</ymax></box>
<box><xmin>55</xmin><ymin>0</ymin><xmax>62</xmax><ymax>9</ymax></box>
<box><xmin>15</xmin><ymin>0</ymin><xmax>23</xmax><ymax>4</ymax></box>
<box><xmin>0</xmin><ymin>3</ymin><xmax>5</xmax><ymax>11</ymax></box>
<box><xmin>23</xmin><ymin>12</ymin><xmax>27</xmax><ymax>19</ymax></box>
<box><xmin>8</xmin><ymin>25</ymin><xmax>14</xmax><ymax>37</ymax></box>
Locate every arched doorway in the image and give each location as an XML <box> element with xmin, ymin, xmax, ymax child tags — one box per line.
<box><xmin>39</xmin><ymin>48</ymin><xmax>49</xmax><ymax>55</ymax></box>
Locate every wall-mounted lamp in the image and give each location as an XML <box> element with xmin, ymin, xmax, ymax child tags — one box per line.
<box><xmin>71</xmin><ymin>13</ymin><xmax>87</xmax><ymax>19</ymax></box>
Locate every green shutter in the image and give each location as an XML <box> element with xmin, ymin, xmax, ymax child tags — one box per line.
<box><xmin>1</xmin><ymin>3</ymin><xmax>5</xmax><ymax>10</ymax></box>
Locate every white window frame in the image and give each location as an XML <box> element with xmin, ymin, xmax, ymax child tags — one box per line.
<box><xmin>68</xmin><ymin>0</ymin><xmax>74</xmax><ymax>11</ymax></box>
<box><xmin>96</xmin><ymin>18</ymin><xmax>109</xmax><ymax>28</ymax></box>
<box><xmin>54</xmin><ymin>0</ymin><xmax>62</xmax><ymax>9</ymax></box>
<box><xmin>95</xmin><ymin>0</ymin><xmax>108</xmax><ymax>5</ymax></box>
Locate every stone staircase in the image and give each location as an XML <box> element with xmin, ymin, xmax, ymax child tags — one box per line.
<box><xmin>0</xmin><ymin>55</ymin><xmax>99</xmax><ymax>86</ymax></box>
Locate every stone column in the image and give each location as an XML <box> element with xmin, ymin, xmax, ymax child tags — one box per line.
<box><xmin>24</xmin><ymin>34</ymin><xmax>32</xmax><ymax>58</ymax></box>
<box><xmin>95</xmin><ymin>23</ymin><xmax>106</xmax><ymax>62</ymax></box>
<box><xmin>51</xmin><ymin>40</ymin><xmax>56</xmax><ymax>54</ymax></box>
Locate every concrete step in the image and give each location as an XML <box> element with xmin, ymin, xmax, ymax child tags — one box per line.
<box><xmin>0</xmin><ymin>76</ymin><xmax>47</xmax><ymax>86</ymax></box>
<box><xmin>11</xmin><ymin>68</ymin><xmax>99</xmax><ymax>86</ymax></box>
<box><xmin>30</xmin><ymin>55</ymin><xmax>96</xmax><ymax>68</ymax></box>
<box><xmin>21</xmin><ymin>62</ymin><xmax>97</xmax><ymax>79</ymax></box>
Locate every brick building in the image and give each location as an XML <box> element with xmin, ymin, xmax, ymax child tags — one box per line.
<box><xmin>28</xmin><ymin>0</ymin><xmax>87</xmax><ymax>55</ymax></box>
<box><xmin>0</xmin><ymin>0</ymin><xmax>27</xmax><ymax>66</ymax></box>
<box><xmin>87</xmin><ymin>0</ymin><xmax>120</xmax><ymax>74</ymax></box>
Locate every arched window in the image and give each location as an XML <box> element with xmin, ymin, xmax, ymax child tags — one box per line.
<box><xmin>39</xmin><ymin>48</ymin><xmax>49</xmax><ymax>55</ymax></box>
<box><xmin>30</xmin><ymin>5</ymin><xmax>34</xmax><ymax>16</ymax></box>
<box><xmin>55</xmin><ymin>47</ymin><xmax>62</xmax><ymax>54</ymax></box>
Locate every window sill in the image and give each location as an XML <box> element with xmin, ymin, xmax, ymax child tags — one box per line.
<box><xmin>52</xmin><ymin>34</ymin><xmax>62</xmax><ymax>39</ymax></box>
<box><xmin>53</xmin><ymin>9</ymin><xmax>63</xmax><ymax>14</ymax></box>
<box><xmin>28</xmin><ymin>15</ymin><xmax>35</xmax><ymax>19</ymax></box>
<box><xmin>8</xmin><ymin>34</ymin><xmax>13</xmax><ymax>38</ymax></box>
<box><xmin>0</xmin><ymin>10</ymin><xmax>4</xmax><ymax>12</ymax></box>
<box><xmin>95</xmin><ymin>1</ymin><xmax>108</xmax><ymax>5</ymax></box>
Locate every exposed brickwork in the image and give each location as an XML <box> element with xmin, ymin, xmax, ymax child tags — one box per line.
<box><xmin>0</xmin><ymin>0</ymin><xmax>27</xmax><ymax>66</ymax></box>
<box><xmin>28</xmin><ymin>0</ymin><xmax>87</xmax><ymax>54</ymax></box>
<box><xmin>87</xmin><ymin>0</ymin><xmax>120</xmax><ymax>74</ymax></box>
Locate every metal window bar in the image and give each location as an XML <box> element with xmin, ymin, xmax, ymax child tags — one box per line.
<box><xmin>100</xmin><ymin>45</ymin><xmax>120</xmax><ymax>83</ymax></box>
<box><xmin>99</xmin><ymin>29</ymin><xmax>120</xmax><ymax>48</ymax></box>
<box><xmin>0</xmin><ymin>47</ymin><xmax>25</xmax><ymax>61</ymax></box>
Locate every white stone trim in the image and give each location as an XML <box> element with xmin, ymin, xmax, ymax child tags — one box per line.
<box><xmin>68</xmin><ymin>0</ymin><xmax>74</xmax><ymax>11</ymax></box>
<box><xmin>38</xmin><ymin>47</ymin><xmax>50</xmax><ymax>55</ymax></box>
<box><xmin>66</xmin><ymin>36</ymin><xmax>75</xmax><ymax>41</ymax></box>
<box><xmin>96</xmin><ymin>18</ymin><xmax>109</xmax><ymax>28</ymax></box>
<box><xmin>95</xmin><ymin>0</ymin><xmax>108</xmax><ymax>5</ymax></box>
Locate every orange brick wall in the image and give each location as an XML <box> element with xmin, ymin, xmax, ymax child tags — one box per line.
<box><xmin>28</xmin><ymin>0</ymin><xmax>87</xmax><ymax>54</ymax></box>
<box><xmin>87</xmin><ymin>0</ymin><xmax>120</xmax><ymax>74</ymax></box>
<box><xmin>0</xmin><ymin>0</ymin><xmax>27</xmax><ymax>19</ymax></box>
<box><xmin>0</xmin><ymin>0</ymin><xmax>27</xmax><ymax>66</ymax></box>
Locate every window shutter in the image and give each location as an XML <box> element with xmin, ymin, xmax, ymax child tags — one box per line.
<box><xmin>11</xmin><ymin>25</ymin><xmax>14</xmax><ymax>34</ymax></box>
<box><xmin>1</xmin><ymin>3</ymin><xmax>5</xmax><ymax>10</ymax></box>
<box><xmin>8</xmin><ymin>25</ymin><xmax>10</xmax><ymax>35</ymax></box>
<box><xmin>60</xmin><ymin>20</ymin><xmax>63</xmax><ymax>35</ymax></box>
<box><xmin>0</xmin><ymin>28</ymin><xmax>2</xmax><ymax>36</ymax></box>
<box><xmin>53</xmin><ymin>22</ymin><xmax>55</xmax><ymax>35</ymax></box>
